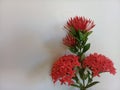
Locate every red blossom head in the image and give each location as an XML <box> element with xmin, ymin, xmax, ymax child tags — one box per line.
<box><xmin>63</xmin><ymin>34</ymin><xmax>77</xmax><ymax>47</ymax></box>
<box><xmin>65</xmin><ymin>16</ymin><xmax>95</xmax><ymax>32</ymax></box>
<box><xmin>83</xmin><ymin>53</ymin><xmax>116</xmax><ymax>77</ymax></box>
<box><xmin>51</xmin><ymin>55</ymin><xmax>81</xmax><ymax>85</ymax></box>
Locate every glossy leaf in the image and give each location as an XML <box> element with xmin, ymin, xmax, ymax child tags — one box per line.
<box><xmin>83</xmin><ymin>43</ymin><xmax>90</xmax><ymax>53</ymax></box>
<box><xmin>78</xmin><ymin>31</ymin><xmax>84</xmax><ymax>41</ymax></box>
<box><xmin>69</xmin><ymin>47</ymin><xmax>78</xmax><ymax>53</ymax></box>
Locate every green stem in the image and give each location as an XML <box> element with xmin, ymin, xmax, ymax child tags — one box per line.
<box><xmin>83</xmin><ymin>78</ymin><xmax>85</xmax><ymax>87</ymax></box>
<box><xmin>81</xmin><ymin>88</ymin><xmax>86</xmax><ymax>90</ymax></box>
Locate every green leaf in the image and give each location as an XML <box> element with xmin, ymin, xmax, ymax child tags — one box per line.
<box><xmin>78</xmin><ymin>31</ymin><xmax>84</xmax><ymax>41</ymax></box>
<box><xmin>86</xmin><ymin>81</ymin><xmax>99</xmax><ymax>88</ymax></box>
<box><xmin>82</xmin><ymin>31</ymin><xmax>93</xmax><ymax>43</ymax></box>
<box><xmin>88</xmin><ymin>76</ymin><xmax>93</xmax><ymax>84</ymax></box>
<box><xmin>82</xmin><ymin>38</ymin><xmax>88</xmax><ymax>46</ymax></box>
<box><xmin>84</xmin><ymin>31</ymin><xmax>93</xmax><ymax>37</ymax></box>
<box><xmin>84</xmin><ymin>73</ymin><xmax>89</xmax><ymax>80</ymax></box>
<box><xmin>69</xmin><ymin>47</ymin><xmax>77</xmax><ymax>53</ymax></box>
<box><xmin>71</xmin><ymin>84</ymin><xmax>80</xmax><ymax>88</ymax></box>
<box><xmin>83</xmin><ymin>43</ymin><xmax>90</xmax><ymax>53</ymax></box>
<box><xmin>72</xmin><ymin>76</ymin><xmax>79</xmax><ymax>83</ymax></box>
<box><xmin>87</xmin><ymin>71</ymin><xmax>92</xmax><ymax>83</ymax></box>
<box><xmin>86</xmin><ymin>31</ymin><xmax>93</xmax><ymax>36</ymax></box>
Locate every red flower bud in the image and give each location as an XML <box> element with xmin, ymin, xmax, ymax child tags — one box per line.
<box><xmin>65</xmin><ymin>16</ymin><xmax>95</xmax><ymax>32</ymax></box>
<box><xmin>63</xmin><ymin>34</ymin><xmax>76</xmax><ymax>47</ymax></box>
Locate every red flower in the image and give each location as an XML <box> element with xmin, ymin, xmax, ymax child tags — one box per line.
<box><xmin>83</xmin><ymin>53</ymin><xmax>116</xmax><ymax>77</ymax></box>
<box><xmin>63</xmin><ymin>34</ymin><xmax>76</xmax><ymax>47</ymax></box>
<box><xmin>51</xmin><ymin>55</ymin><xmax>80</xmax><ymax>85</ymax></box>
<box><xmin>65</xmin><ymin>16</ymin><xmax>95</xmax><ymax>32</ymax></box>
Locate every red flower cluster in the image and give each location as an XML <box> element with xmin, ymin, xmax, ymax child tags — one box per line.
<box><xmin>63</xmin><ymin>34</ymin><xmax>76</xmax><ymax>47</ymax></box>
<box><xmin>51</xmin><ymin>55</ymin><xmax>80</xmax><ymax>85</ymax></box>
<box><xmin>65</xmin><ymin>16</ymin><xmax>95</xmax><ymax>32</ymax></box>
<box><xmin>83</xmin><ymin>53</ymin><xmax>116</xmax><ymax>77</ymax></box>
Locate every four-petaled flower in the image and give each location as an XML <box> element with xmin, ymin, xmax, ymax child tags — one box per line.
<box><xmin>51</xmin><ymin>55</ymin><xmax>81</xmax><ymax>85</ymax></box>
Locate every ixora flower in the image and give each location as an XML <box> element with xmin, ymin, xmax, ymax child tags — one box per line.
<box><xmin>51</xmin><ymin>55</ymin><xmax>80</xmax><ymax>85</ymax></box>
<box><xmin>83</xmin><ymin>53</ymin><xmax>116</xmax><ymax>77</ymax></box>
<box><xmin>65</xmin><ymin>16</ymin><xmax>95</xmax><ymax>32</ymax></box>
<box><xmin>63</xmin><ymin>34</ymin><xmax>77</xmax><ymax>47</ymax></box>
<box><xmin>50</xmin><ymin>16</ymin><xmax>116</xmax><ymax>90</ymax></box>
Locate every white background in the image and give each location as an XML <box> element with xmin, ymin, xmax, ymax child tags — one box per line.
<box><xmin>0</xmin><ymin>0</ymin><xmax>120</xmax><ymax>90</ymax></box>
